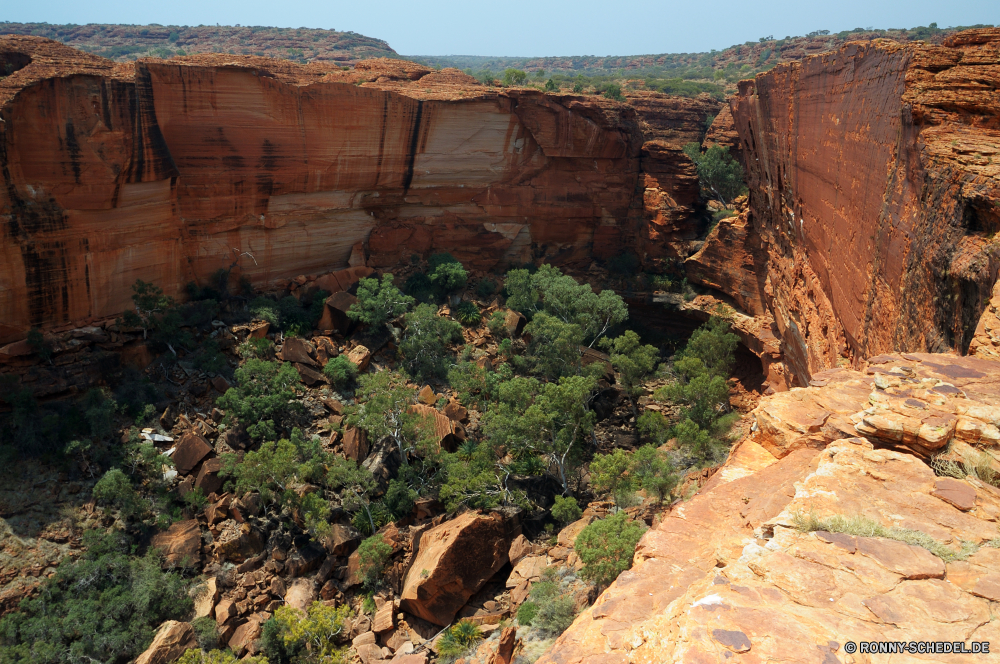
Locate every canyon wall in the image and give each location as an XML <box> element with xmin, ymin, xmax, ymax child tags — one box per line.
<box><xmin>722</xmin><ymin>29</ymin><xmax>1000</xmax><ymax>384</ymax></box>
<box><xmin>0</xmin><ymin>37</ymin><xmax>716</xmax><ymax>344</ymax></box>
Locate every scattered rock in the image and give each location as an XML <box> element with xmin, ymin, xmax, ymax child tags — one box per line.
<box><xmin>345</xmin><ymin>345</ymin><xmax>372</xmax><ymax>372</ymax></box>
<box><xmin>285</xmin><ymin>578</ymin><xmax>318</xmax><ymax>611</ymax></box>
<box><xmin>172</xmin><ymin>433</ymin><xmax>213</xmax><ymax>474</ymax></box>
<box><xmin>278</xmin><ymin>337</ymin><xmax>319</xmax><ymax>366</ymax></box>
<box><xmin>508</xmin><ymin>534</ymin><xmax>531</xmax><ymax>567</ymax></box>
<box><xmin>344</xmin><ymin>426</ymin><xmax>369</xmax><ymax>462</ymax></box>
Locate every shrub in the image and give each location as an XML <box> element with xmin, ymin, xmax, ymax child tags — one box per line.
<box><xmin>454</xmin><ymin>301</ymin><xmax>482</xmax><ymax>326</ymax></box>
<box><xmin>526</xmin><ymin>573</ymin><xmax>577</xmax><ymax>635</ymax></box>
<box><xmin>574</xmin><ymin>512</ymin><xmax>647</xmax><ymax>587</ymax></box>
<box><xmin>551</xmin><ymin>495</ymin><xmax>582</xmax><ymax>524</ymax></box>
<box><xmin>249</xmin><ymin>296</ymin><xmax>280</xmax><ymax>326</ymax></box>
<box><xmin>191</xmin><ymin>616</ymin><xmax>220</xmax><ymax>650</ymax></box>
<box><xmin>399</xmin><ymin>304</ymin><xmax>463</xmax><ymax>381</ymax></box>
<box><xmin>271</xmin><ymin>602</ymin><xmax>352</xmax><ymax>664</ymax></box>
<box><xmin>357</xmin><ymin>536</ymin><xmax>393</xmax><ymax>590</ymax></box>
<box><xmin>437</xmin><ymin>620</ymin><xmax>482</xmax><ymax>657</ymax></box>
<box><xmin>544</xmin><ymin>78</ymin><xmax>557</xmax><ymax>92</ymax></box>
<box><xmin>630</xmin><ymin>444</ymin><xmax>677</xmax><ymax>504</ymax></box>
<box><xmin>349</xmin><ymin>274</ymin><xmax>414</xmax><ymax>327</ymax></box>
<box><xmin>502</xmin><ymin>68</ymin><xmax>527</xmax><ymax>86</ymax></box>
<box><xmin>177</xmin><ymin>649</ymin><xmax>268</xmax><ymax>664</ymax></box>
<box><xmin>516</xmin><ymin>601</ymin><xmax>539</xmax><ymax>625</ymax></box>
<box><xmin>217</xmin><ymin>359</ymin><xmax>301</xmax><ymax>441</ymax></box>
<box><xmin>600</xmin><ymin>330</ymin><xmax>658</xmax><ymax>402</ymax></box>
<box><xmin>428</xmin><ymin>253</ymin><xmax>468</xmax><ymax>294</ymax></box>
<box><xmin>486</xmin><ymin>311</ymin><xmax>509</xmax><ymax>338</ymax></box>
<box><xmin>636</xmin><ymin>410</ymin><xmax>670</xmax><ymax>445</ymax></box>
<box><xmin>404</xmin><ymin>271</ymin><xmax>435</xmax><ymax>302</ymax></box>
<box><xmin>323</xmin><ymin>355</ymin><xmax>358</xmax><ymax>389</ymax></box>
<box><xmin>93</xmin><ymin>468</ymin><xmax>148</xmax><ymax>520</ymax></box>
<box><xmin>476</xmin><ymin>278</ymin><xmax>497</xmax><ymax>298</ymax></box>
<box><xmin>602</xmin><ymin>84</ymin><xmax>625</xmax><ymax>101</ymax></box>
<box><xmin>572</xmin><ymin>81</ymin><xmax>584</xmax><ymax>93</ymax></box>
<box><xmin>0</xmin><ymin>531</ymin><xmax>192</xmax><ymax>664</ymax></box>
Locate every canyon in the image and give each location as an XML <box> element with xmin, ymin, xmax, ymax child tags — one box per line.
<box><xmin>2</xmin><ymin>24</ymin><xmax>1000</xmax><ymax>664</ymax></box>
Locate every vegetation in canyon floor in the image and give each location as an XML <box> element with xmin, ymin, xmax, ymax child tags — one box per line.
<box><xmin>0</xmin><ymin>255</ymin><xmax>748</xmax><ymax>663</ymax></box>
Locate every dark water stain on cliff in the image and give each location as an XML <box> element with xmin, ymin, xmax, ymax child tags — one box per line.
<box><xmin>402</xmin><ymin>100</ymin><xmax>424</xmax><ymax>194</ymax></box>
<box><xmin>63</xmin><ymin>118</ymin><xmax>82</xmax><ymax>184</ymax></box>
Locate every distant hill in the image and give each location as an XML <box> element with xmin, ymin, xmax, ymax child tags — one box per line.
<box><xmin>411</xmin><ymin>23</ymin><xmax>997</xmax><ymax>98</ymax></box>
<box><xmin>0</xmin><ymin>21</ymin><xmax>398</xmax><ymax>63</ymax></box>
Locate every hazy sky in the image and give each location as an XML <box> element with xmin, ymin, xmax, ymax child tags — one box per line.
<box><xmin>3</xmin><ymin>0</ymin><xmax>997</xmax><ymax>56</ymax></box>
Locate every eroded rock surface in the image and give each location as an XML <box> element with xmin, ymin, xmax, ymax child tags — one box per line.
<box><xmin>541</xmin><ymin>353</ymin><xmax>1000</xmax><ymax>663</ymax></box>
<box><xmin>0</xmin><ymin>37</ymin><xmax>716</xmax><ymax>343</ymax></box>
<box><xmin>725</xmin><ymin>29</ymin><xmax>1000</xmax><ymax>383</ymax></box>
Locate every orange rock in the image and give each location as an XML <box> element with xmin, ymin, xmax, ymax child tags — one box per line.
<box><xmin>134</xmin><ymin>621</ymin><xmax>197</xmax><ymax>664</ymax></box>
<box><xmin>400</xmin><ymin>512</ymin><xmax>510</xmax><ymax>625</ymax></box>
<box><xmin>345</xmin><ymin>346</ymin><xmax>371</xmax><ymax>372</ymax></box>
<box><xmin>344</xmin><ymin>426</ymin><xmax>369</xmax><ymax>462</ymax></box>
<box><xmin>151</xmin><ymin>520</ymin><xmax>201</xmax><ymax>568</ymax></box>
<box><xmin>172</xmin><ymin>432</ymin><xmax>212</xmax><ymax>474</ymax></box>
<box><xmin>407</xmin><ymin>404</ymin><xmax>464</xmax><ymax>453</ymax></box>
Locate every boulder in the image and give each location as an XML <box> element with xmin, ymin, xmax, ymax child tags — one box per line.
<box><xmin>195</xmin><ymin>457</ymin><xmax>225</xmax><ymax>495</ymax></box>
<box><xmin>418</xmin><ymin>385</ymin><xmax>437</xmax><ymax>405</ymax></box>
<box><xmin>362</xmin><ymin>439</ymin><xmax>403</xmax><ymax>493</ymax></box>
<box><xmin>324</xmin><ymin>523</ymin><xmax>362</xmax><ymax>556</ymax></box>
<box><xmin>506</xmin><ymin>555</ymin><xmax>546</xmax><ymax>588</ymax></box>
<box><xmin>508</xmin><ymin>534</ymin><xmax>531</xmax><ymax>567</ymax></box>
<box><xmin>373</xmin><ymin>599</ymin><xmax>396</xmax><ymax>633</ymax></box>
<box><xmin>345</xmin><ymin>345</ymin><xmax>372</xmax><ymax>372</ymax></box>
<box><xmin>503</xmin><ymin>310</ymin><xmax>526</xmax><ymax>337</ymax></box>
<box><xmin>215</xmin><ymin>598</ymin><xmax>237</xmax><ymax>626</ymax></box>
<box><xmin>295</xmin><ymin>362</ymin><xmax>327</xmax><ymax>386</ymax></box>
<box><xmin>172</xmin><ymin>433</ymin><xmax>212</xmax><ymax>474</ymax></box>
<box><xmin>135</xmin><ymin>621</ymin><xmax>197</xmax><ymax>664</ymax></box>
<box><xmin>318</xmin><ymin>291</ymin><xmax>360</xmax><ymax>334</ymax></box>
<box><xmin>443</xmin><ymin>400</ymin><xmax>468</xmax><ymax>423</ymax></box>
<box><xmin>285</xmin><ymin>578</ymin><xmax>318</xmax><ymax>611</ymax></box>
<box><xmin>408</xmin><ymin>404</ymin><xmax>464</xmax><ymax>453</ymax></box>
<box><xmin>285</xmin><ymin>542</ymin><xmax>327</xmax><ymax>577</ymax></box>
<box><xmin>493</xmin><ymin>626</ymin><xmax>517</xmax><ymax>664</ymax></box>
<box><xmin>344</xmin><ymin>426</ymin><xmax>369</xmax><ymax>462</ymax></box>
<box><xmin>151</xmin><ymin>519</ymin><xmax>201</xmax><ymax>568</ymax></box>
<box><xmin>228</xmin><ymin>612</ymin><xmax>267</xmax><ymax>657</ymax></box>
<box><xmin>278</xmin><ymin>337</ymin><xmax>319</xmax><ymax>366</ymax></box>
<box><xmin>400</xmin><ymin>512</ymin><xmax>510</xmax><ymax>625</ymax></box>
<box><xmin>190</xmin><ymin>578</ymin><xmax>219</xmax><ymax>619</ymax></box>
<box><xmin>214</xmin><ymin>520</ymin><xmax>264</xmax><ymax>563</ymax></box>
<box><xmin>314</xmin><ymin>336</ymin><xmax>339</xmax><ymax>365</ymax></box>
<box><xmin>556</xmin><ymin>516</ymin><xmax>595</xmax><ymax>548</ymax></box>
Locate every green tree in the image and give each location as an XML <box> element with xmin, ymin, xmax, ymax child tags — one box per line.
<box><xmin>323</xmin><ymin>355</ymin><xmax>358</xmax><ymax>389</ymax></box>
<box><xmin>438</xmin><ymin>442</ymin><xmax>529</xmax><ymax>512</ymax></box>
<box><xmin>121</xmin><ymin>279</ymin><xmax>174</xmax><ymax>340</ymax></box>
<box><xmin>630</xmin><ymin>444</ymin><xmax>676</xmax><ymax>504</ymax></box>
<box><xmin>93</xmin><ymin>468</ymin><xmax>148</xmax><ymax>520</ymax></box>
<box><xmin>348</xmin><ymin>274</ymin><xmax>414</xmax><ymax>328</ymax></box>
<box><xmin>217</xmin><ymin>359</ymin><xmax>302</xmax><ymax>441</ymax></box>
<box><xmin>544</xmin><ymin>78</ymin><xmax>557</xmax><ymax>92</ymax></box>
<box><xmin>399</xmin><ymin>304</ymin><xmax>463</xmax><ymax>381</ymax></box>
<box><xmin>0</xmin><ymin>531</ymin><xmax>193</xmax><ymax>664</ymax></box>
<box><xmin>681</xmin><ymin>143</ymin><xmax>747</xmax><ymax>207</ymax></box>
<box><xmin>356</xmin><ymin>535</ymin><xmax>393</xmax><ymax>590</ymax></box>
<box><xmin>483</xmin><ymin>374</ymin><xmax>598</xmax><ymax>494</ymax></box>
<box><xmin>589</xmin><ymin>448</ymin><xmax>637</xmax><ymax>509</ymax></box>
<box><xmin>347</xmin><ymin>371</ymin><xmax>418</xmax><ymax>462</ymax></box>
<box><xmin>551</xmin><ymin>495</ymin><xmax>582</xmax><ymax>524</ymax></box>
<box><xmin>600</xmin><ymin>330</ymin><xmax>658</xmax><ymax>411</ymax></box>
<box><xmin>502</xmin><ymin>68</ymin><xmax>527</xmax><ymax>86</ymax></box>
<box><xmin>427</xmin><ymin>253</ymin><xmax>468</xmax><ymax>294</ymax></box>
<box><xmin>574</xmin><ymin>512</ymin><xmax>647</xmax><ymax>587</ymax></box>
<box><xmin>504</xmin><ymin>265</ymin><xmax>627</xmax><ymax>347</ymax></box>
<box><xmin>523</xmin><ymin>313</ymin><xmax>585</xmax><ymax>379</ymax></box>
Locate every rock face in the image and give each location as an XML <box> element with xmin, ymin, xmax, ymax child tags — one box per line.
<box><xmin>541</xmin><ymin>353</ymin><xmax>1000</xmax><ymax>664</ymax></box>
<box><xmin>400</xmin><ymin>511</ymin><xmax>510</xmax><ymax>626</ymax></box>
<box><xmin>0</xmin><ymin>37</ymin><xmax>716</xmax><ymax>344</ymax></box>
<box><xmin>722</xmin><ymin>29</ymin><xmax>1000</xmax><ymax>383</ymax></box>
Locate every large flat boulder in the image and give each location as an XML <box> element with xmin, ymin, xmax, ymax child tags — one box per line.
<box><xmin>135</xmin><ymin>620</ymin><xmax>197</xmax><ymax>664</ymax></box>
<box><xmin>151</xmin><ymin>519</ymin><xmax>201</xmax><ymax>568</ymax></box>
<box><xmin>400</xmin><ymin>512</ymin><xmax>510</xmax><ymax>625</ymax></box>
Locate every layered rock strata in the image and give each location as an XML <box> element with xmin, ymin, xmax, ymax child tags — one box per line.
<box><xmin>721</xmin><ymin>29</ymin><xmax>1000</xmax><ymax>384</ymax></box>
<box><xmin>0</xmin><ymin>37</ymin><xmax>716</xmax><ymax>344</ymax></box>
<box><xmin>542</xmin><ymin>352</ymin><xmax>1000</xmax><ymax>663</ymax></box>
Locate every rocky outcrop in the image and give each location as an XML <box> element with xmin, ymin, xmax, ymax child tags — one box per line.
<box><xmin>0</xmin><ymin>37</ymin><xmax>715</xmax><ymax>344</ymax></box>
<box><xmin>725</xmin><ymin>29</ymin><xmax>1000</xmax><ymax>383</ymax></box>
<box><xmin>541</xmin><ymin>352</ymin><xmax>1000</xmax><ymax>664</ymax></box>
<box><xmin>400</xmin><ymin>511</ymin><xmax>511</xmax><ymax>625</ymax></box>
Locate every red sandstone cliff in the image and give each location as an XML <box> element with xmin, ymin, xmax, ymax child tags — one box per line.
<box><xmin>715</xmin><ymin>29</ymin><xmax>1000</xmax><ymax>384</ymax></box>
<box><xmin>0</xmin><ymin>38</ymin><xmax>716</xmax><ymax>344</ymax></box>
